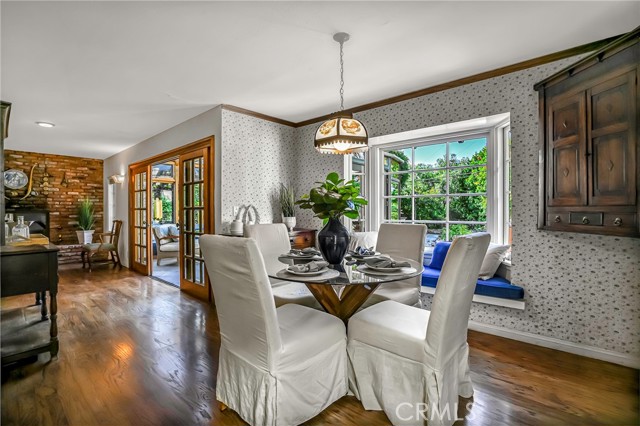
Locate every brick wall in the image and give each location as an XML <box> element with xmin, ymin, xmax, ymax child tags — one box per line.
<box><xmin>4</xmin><ymin>150</ymin><xmax>104</xmax><ymax>249</ymax></box>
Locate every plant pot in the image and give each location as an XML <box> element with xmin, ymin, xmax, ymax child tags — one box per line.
<box><xmin>318</xmin><ymin>217</ymin><xmax>350</xmax><ymax>265</ymax></box>
<box><xmin>282</xmin><ymin>216</ymin><xmax>296</xmax><ymax>232</ymax></box>
<box><xmin>76</xmin><ymin>230</ymin><xmax>95</xmax><ymax>244</ymax></box>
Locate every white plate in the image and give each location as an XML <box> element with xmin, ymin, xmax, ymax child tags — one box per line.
<box><xmin>349</xmin><ymin>251</ymin><xmax>380</xmax><ymax>259</ymax></box>
<box><xmin>286</xmin><ymin>267</ymin><xmax>327</xmax><ymax>276</ymax></box>
<box><xmin>357</xmin><ymin>265</ymin><xmax>417</xmax><ymax>276</ymax></box>
<box><xmin>284</xmin><ymin>252</ymin><xmax>318</xmax><ymax>258</ymax></box>
<box><xmin>365</xmin><ymin>264</ymin><xmax>404</xmax><ymax>272</ymax></box>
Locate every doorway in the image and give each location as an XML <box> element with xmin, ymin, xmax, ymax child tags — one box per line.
<box><xmin>128</xmin><ymin>136</ymin><xmax>214</xmax><ymax>302</ymax></box>
<box><xmin>150</xmin><ymin>158</ymin><xmax>180</xmax><ymax>287</ymax></box>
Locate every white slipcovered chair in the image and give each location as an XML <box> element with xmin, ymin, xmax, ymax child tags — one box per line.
<box><xmin>244</xmin><ymin>223</ymin><xmax>320</xmax><ymax>309</ymax></box>
<box><xmin>347</xmin><ymin>232</ymin><xmax>491</xmax><ymax>426</ymax></box>
<box><xmin>199</xmin><ymin>235</ymin><xmax>348</xmax><ymax>426</ymax></box>
<box><xmin>359</xmin><ymin>223</ymin><xmax>427</xmax><ymax>309</ymax></box>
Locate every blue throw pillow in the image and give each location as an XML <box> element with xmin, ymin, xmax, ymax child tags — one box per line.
<box><xmin>428</xmin><ymin>242</ymin><xmax>452</xmax><ymax>270</ymax></box>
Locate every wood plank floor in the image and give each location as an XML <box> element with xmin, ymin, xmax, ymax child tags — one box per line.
<box><xmin>1</xmin><ymin>266</ymin><xmax>637</xmax><ymax>426</ymax></box>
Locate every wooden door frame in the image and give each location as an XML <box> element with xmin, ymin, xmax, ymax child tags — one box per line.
<box><xmin>128</xmin><ymin>136</ymin><xmax>215</xmax><ymax>301</ymax></box>
<box><xmin>129</xmin><ymin>164</ymin><xmax>152</xmax><ymax>276</ymax></box>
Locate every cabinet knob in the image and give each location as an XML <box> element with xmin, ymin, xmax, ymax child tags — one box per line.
<box><xmin>614</xmin><ymin>217</ymin><xmax>622</xmax><ymax>226</ymax></box>
<box><xmin>554</xmin><ymin>215</ymin><xmax>561</xmax><ymax>223</ymax></box>
<box><xmin>562</xmin><ymin>121</ymin><xmax>568</xmax><ymax>128</ymax></box>
<box><xmin>582</xmin><ymin>217</ymin><xmax>590</xmax><ymax>225</ymax></box>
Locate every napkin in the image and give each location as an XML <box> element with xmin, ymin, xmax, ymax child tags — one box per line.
<box><xmin>362</xmin><ymin>255</ymin><xmax>411</xmax><ymax>269</ymax></box>
<box><xmin>289</xmin><ymin>247</ymin><xmax>322</xmax><ymax>256</ymax></box>
<box><xmin>288</xmin><ymin>260</ymin><xmax>329</xmax><ymax>273</ymax></box>
<box><xmin>352</xmin><ymin>246</ymin><xmax>376</xmax><ymax>256</ymax></box>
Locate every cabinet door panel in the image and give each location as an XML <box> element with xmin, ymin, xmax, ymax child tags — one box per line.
<box><xmin>548</xmin><ymin>93</ymin><xmax>587</xmax><ymax>206</ymax></box>
<box><xmin>589</xmin><ymin>70</ymin><xmax>636</xmax><ymax>206</ymax></box>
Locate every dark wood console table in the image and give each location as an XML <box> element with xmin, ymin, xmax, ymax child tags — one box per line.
<box><xmin>1</xmin><ymin>244</ymin><xmax>59</xmax><ymax>365</ymax></box>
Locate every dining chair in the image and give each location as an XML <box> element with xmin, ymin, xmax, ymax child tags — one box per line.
<box><xmin>244</xmin><ymin>223</ymin><xmax>320</xmax><ymax>309</ymax></box>
<box><xmin>359</xmin><ymin>223</ymin><xmax>427</xmax><ymax>309</ymax></box>
<box><xmin>199</xmin><ymin>235</ymin><xmax>348</xmax><ymax>426</ymax></box>
<box><xmin>347</xmin><ymin>232</ymin><xmax>491</xmax><ymax>426</ymax></box>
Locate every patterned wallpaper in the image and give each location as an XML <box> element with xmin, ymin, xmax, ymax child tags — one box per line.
<box><xmin>282</xmin><ymin>56</ymin><xmax>639</xmax><ymax>356</ymax></box>
<box><xmin>220</xmin><ymin>109</ymin><xmax>297</xmax><ymax>224</ymax></box>
<box><xmin>292</xmin><ymin>123</ymin><xmax>343</xmax><ymax>230</ymax></box>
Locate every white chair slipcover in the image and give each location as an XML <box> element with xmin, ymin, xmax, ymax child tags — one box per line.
<box><xmin>349</xmin><ymin>231</ymin><xmax>379</xmax><ymax>252</ymax></box>
<box><xmin>360</xmin><ymin>223</ymin><xmax>427</xmax><ymax>309</ymax></box>
<box><xmin>200</xmin><ymin>235</ymin><xmax>348</xmax><ymax>426</ymax></box>
<box><xmin>244</xmin><ymin>223</ymin><xmax>320</xmax><ymax>309</ymax></box>
<box><xmin>347</xmin><ymin>232</ymin><xmax>491</xmax><ymax>426</ymax></box>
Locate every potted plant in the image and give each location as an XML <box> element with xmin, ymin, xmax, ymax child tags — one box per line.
<box><xmin>76</xmin><ymin>198</ymin><xmax>96</xmax><ymax>244</ymax></box>
<box><xmin>296</xmin><ymin>172</ymin><xmax>367</xmax><ymax>264</ymax></box>
<box><xmin>279</xmin><ymin>183</ymin><xmax>297</xmax><ymax>232</ymax></box>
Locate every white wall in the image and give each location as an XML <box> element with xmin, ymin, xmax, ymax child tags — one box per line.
<box><xmin>103</xmin><ymin>106</ymin><xmax>222</xmax><ymax>267</ymax></box>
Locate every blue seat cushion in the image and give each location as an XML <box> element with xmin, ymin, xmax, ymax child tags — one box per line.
<box><xmin>421</xmin><ymin>266</ymin><xmax>524</xmax><ymax>300</ymax></box>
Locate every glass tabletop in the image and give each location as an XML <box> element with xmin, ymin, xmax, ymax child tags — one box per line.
<box><xmin>270</xmin><ymin>256</ymin><xmax>424</xmax><ymax>286</ymax></box>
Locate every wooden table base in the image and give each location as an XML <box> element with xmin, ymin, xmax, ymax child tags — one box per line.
<box><xmin>304</xmin><ymin>282</ymin><xmax>381</xmax><ymax>322</ymax></box>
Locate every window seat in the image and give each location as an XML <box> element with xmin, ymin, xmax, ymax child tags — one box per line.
<box><xmin>420</xmin><ymin>252</ymin><xmax>525</xmax><ymax>310</ymax></box>
<box><xmin>421</xmin><ymin>266</ymin><xmax>524</xmax><ymax>300</ymax></box>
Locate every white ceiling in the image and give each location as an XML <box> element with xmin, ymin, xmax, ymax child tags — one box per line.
<box><xmin>2</xmin><ymin>1</ymin><xmax>638</xmax><ymax>159</ymax></box>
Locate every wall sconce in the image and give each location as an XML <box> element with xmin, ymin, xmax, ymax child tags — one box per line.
<box><xmin>108</xmin><ymin>174</ymin><xmax>125</xmax><ymax>184</ymax></box>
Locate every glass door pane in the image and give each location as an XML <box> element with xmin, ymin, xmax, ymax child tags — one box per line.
<box><xmin>130</xmin><ymin>165</ymin><xmax>150</xmax><ymax>275</ymax></box>
<box><xmin>178</xmin><ymin>145</ymin><xmax>210</xmax><ymax>301</ymax></box>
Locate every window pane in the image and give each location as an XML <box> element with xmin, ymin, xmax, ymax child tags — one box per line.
<box><xmin>385</xmin><ymin>198</ymin><xmax>398</xmax><ymax>221</ymax></box>
<box><xmin>424</xmin><ymin>224</ymin><xmax>445</xmax><ymax>246</ymax></box>
<box><xmin>449</xmin><ymin>166</ymin><xmax>486</xmax><ymax>194</ymax></box>
<box><xmin>385</xmin><ymin>173</ymin><xmax>412</xmax><ymax>196</ymax></box>
<box><xmin>384</xmin><ymin>148</ymin><xmax>411</xmax><ymax>172</ymax></box>
<box><xmin>449</xmin><ymin>223</ymin><xmax>487</xmax><ymax>240</ymax></box>
<box><xmin>415</xmin><ymin>170</ymin><xmax>446</xmax><ymax>195</ymax></box>
<box><xmin>450</xmin><ymin>196</ymin><xmax>487</xmax><ymax>222</ymax></box>
<box><xmin>449</xmin><ymin>138</ymin><xmax>486</xmax><ymax>167</ymax></box>
<box><xmin>415</xmin><ymin>143</ymin><xmax>446</xmax><ymax>169</ymax></box>
<box><xmin>400</xmin><ymin>198</ymin><xmax>412</xmax><ymax>221</ymax></box>
<box><xmin>415</xmin><ymin>197</ymin><xmax>446</xmax><ymax>221</ymax></box>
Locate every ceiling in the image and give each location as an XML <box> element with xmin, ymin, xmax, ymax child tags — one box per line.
<box><xmin>2</xmin><ymin>1</ymin><xmax>638</xmax><ymax>159</ymax></box>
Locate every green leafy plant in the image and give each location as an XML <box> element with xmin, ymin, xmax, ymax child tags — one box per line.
<box><xmin>279</xmin><ymin>183</ymin><xmax>296</xmax><ymax>217</ymax></box>
<box><xmin>296</xmin><ymin>172</ymin><xmax>368</xmax><ymax>222</ymax></box>
<box><xmin>77</xmin><ymin>198</ymin><xmax>95</xmax><ymax>230</ymax></box>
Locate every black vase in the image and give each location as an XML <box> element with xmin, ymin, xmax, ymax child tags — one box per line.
<box><xmin>318</xmin><ymin>217</ymin><xmax>351</xmax><ymax>265</ymax></box>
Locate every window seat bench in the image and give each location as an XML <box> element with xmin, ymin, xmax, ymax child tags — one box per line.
<box><xmin>420</xmin><ymin>253</ymin><xmax>525</xmax><ymax>310</ymax></box>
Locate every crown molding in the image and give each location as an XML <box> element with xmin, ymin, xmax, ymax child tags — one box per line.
<box><xmin>223</xmin><ymin>33</ymin><xmax>623</xmax><ymax>129</ymax></box>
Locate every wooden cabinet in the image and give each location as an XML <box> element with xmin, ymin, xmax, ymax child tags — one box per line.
<box><xmin>1</xmin><ymin>244</ymin><xmax>59</xmax><ymax>365</ymax></box>
<box><xmin>289</xmin><ymin>228</ymin><xmax>316</xmax><ymax>250</ymax></box>
<box><xmin>535</xmin><ymin>28</ymin><xmax>639</xmax><ymax>237</ymax></box>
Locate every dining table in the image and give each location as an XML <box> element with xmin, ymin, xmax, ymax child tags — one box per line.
<box><xmin>269</xmin><ymin>255</ymin><xmax>424</xmax><ymax>322</ymax></box>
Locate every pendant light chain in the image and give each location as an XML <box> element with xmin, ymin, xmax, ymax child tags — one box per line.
<box><xmin>339</xmin><ymin>39</ymin><xmax>345</xmax><ymax>111</ymax></box>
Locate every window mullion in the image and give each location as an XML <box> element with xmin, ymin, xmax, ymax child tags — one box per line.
<box><xmin>445</xmin><ymin>142</ymin><xmax>450</xmax><ymax>241</ymax></box>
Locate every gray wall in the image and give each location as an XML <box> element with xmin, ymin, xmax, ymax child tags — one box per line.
<box><xmin>103</xmin><ymin>106</ymin><xmax>222</xmax><ymax>267</ymax></box>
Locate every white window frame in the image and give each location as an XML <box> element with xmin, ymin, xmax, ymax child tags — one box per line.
<box><xmin>362</xmin><ymin>115</ymin><xmax>510</xmax><ymax>245</ymax></box>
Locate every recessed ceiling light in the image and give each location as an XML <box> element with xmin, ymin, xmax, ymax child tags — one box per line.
<box><xmin>36</xmin><ymin>121</ymin><xmax>55</xmax><ymax>128</ymax></box>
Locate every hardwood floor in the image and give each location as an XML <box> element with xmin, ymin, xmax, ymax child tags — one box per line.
<box><xmin>1</xmin><ymin>265</ymin><xmax>637</xmax><ymax>425</ymax></box>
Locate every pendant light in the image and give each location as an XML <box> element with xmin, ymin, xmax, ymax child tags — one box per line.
<box><xmin>314</xmin><ymin>32</ymin><xmax>368</xmax><ymax>155</ymax></box>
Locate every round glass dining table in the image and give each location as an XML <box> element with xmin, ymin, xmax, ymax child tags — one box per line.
<box><xmin>269</xmin><ymin>256</ymin><xmax>424</xmax><ymax>322</ymax></box>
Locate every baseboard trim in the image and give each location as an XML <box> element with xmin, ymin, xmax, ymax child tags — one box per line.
<box><xmin>468</xmin><ymin>320</ymin><xmax>640</xmax><ymax>369</ymax></box>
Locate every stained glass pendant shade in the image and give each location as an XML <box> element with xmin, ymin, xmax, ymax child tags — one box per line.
<box><xmin>314</xmin><ymin>33</ymin><xmax>368</xmax><ymax>154</ymax></box>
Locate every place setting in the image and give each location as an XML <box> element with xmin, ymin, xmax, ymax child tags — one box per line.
<box><xmin>278</xmin><ymin>247</ymin><xmax>323</xmax><ymax>263</ymax></box>
<box><xmin>276</xmin><ymin>259</ymin><xmax>340</xmax><ymax>281</ymax></box>
<box><xmin>355</xmin><ymin>254</ymin><xmax>418</xmax><ymax>276</ymax></box>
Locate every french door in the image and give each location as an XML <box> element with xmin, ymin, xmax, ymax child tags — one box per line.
<box><xmin>130</xmin><ymin>164</ymin><xmax>151</xmax><ymax>275</ymax></box>
<box><xmin>178</xmin><ymin>147</ymin><xmax>211</xmax><ymax>300</ymax></box>
<box><xmin>128</xmin><ymin>137</ymin><xmax>214</xmax><ymax>302</ymax></box>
